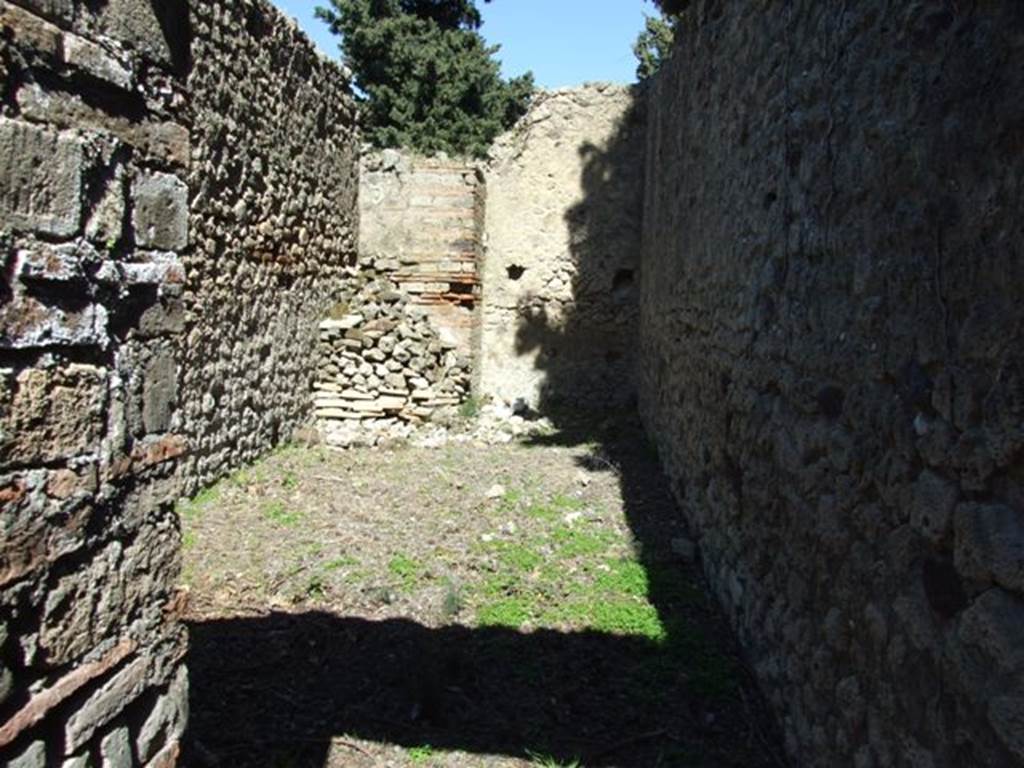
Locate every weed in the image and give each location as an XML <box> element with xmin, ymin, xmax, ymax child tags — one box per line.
<box><xmin>549</xmin><ymin>493</ymin><xmax>586</xmax><ymax>512</ymax></box>
<box><xmin>525</xmin><ymin>750</ymin><xmax>581</xmax><ymax>768</ymax></box>
<box><xmin>282</xmin><ymin>471</ymin><xmax>298</xmax><ymax>490</ymax></box>
<box><xmin>407</xmin><ymin>744</ymin><xmax>436</xmax><ymax>763</ymax></box>
<box><xmin>261</xmin><ymin>501</ymin><xmax>302</xmax><ymax>527</ymax></box>
<box><xmin>305</xmin><ymin>575</ymin><xmax>326</xmax><ymax>599</ymax></box>
<box><xmin>441</xmin><ymin>579</ymin><xmax>463</xmax><ymax>619</ymax></box>
<box><xmin>524</xmin><ymin>500</ymin><xmax>560</xmax><ymax>521</ymax></box>
<box><xmin>388</xmin><ymin>553</ymin><xmax>423</xmax><ymax>589</ymax></box>
<box><xmin>458</xmin><ymin>396</ymin><xmax>481</xmax><ymax>420</ymax></box>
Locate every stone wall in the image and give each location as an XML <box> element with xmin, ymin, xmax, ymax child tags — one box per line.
<box><xmin>0</xmin><ymin>1</ymin><xmax>190</xmax><ymax>764</ymax></box>
<box><xmin>1</xmin><ymin>0</ymin><xmax>359</xmax><ymax>764</ymax></box>
<box><xmin>181</xmin><ymin>0</ymin><xmax>359</xmax><ymax>492</ymax></box>
<box><xmin>359</xmin><ymin>150</ymin><xmax>482</xmax><ymax>357</ymax></box>
<box><xmin>478</xmin><ymin>84</ymin><xmax>645</xmax><ymax>410</ymax></box>
<box><xmin>639</xmin><ymin>3</ymin><xmax>1024</xmax><ymax>766</ymax></box>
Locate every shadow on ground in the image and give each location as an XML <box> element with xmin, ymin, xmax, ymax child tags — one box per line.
<box><xmin>185</xmin><ymin>88</ymin><xmax>786</xmax><ymax>766</ymax></box>
<box><xmin>184</xmin><ymin>419</ymin><xmax>783</xmax><ymax>767</ymax></box>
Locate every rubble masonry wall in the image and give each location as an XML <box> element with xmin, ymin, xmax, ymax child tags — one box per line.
<box><xmin>0</xmin><ymin>0</ymin><xmax>359</xmax><ymax>764</ymax></box>
<box><xmin>639</xmin><ymin>3</ymin><xmax>1024</xmax><ymax>766</ymax></box>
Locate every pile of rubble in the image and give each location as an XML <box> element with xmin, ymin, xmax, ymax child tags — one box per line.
<box><xmin>315</xmin><ymin>276</ymin><xmax>472</xmax><ymax>446</ymax></box>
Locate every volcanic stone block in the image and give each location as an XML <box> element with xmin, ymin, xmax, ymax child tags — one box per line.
<box><xmin>0</xmin><ymin>365</ymin><xmax>106</xmax><ymax>466</ymax></box>
<box><xmin>0</xmin><ymin>118</ymin><xmax>83</xmax><ymax>237</ymax></box>
<box><xmin>142</xmin><ymin>352</ymin><xmax>177</xmax><ymax>433</ymax></box>
<box><xmin>132</xmin><ymin>172</ymin><xmax>188</xmax><ymax>251</ymax></box>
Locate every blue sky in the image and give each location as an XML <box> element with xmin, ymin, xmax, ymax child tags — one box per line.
<box><xmin>268</xmin><ymin>1</ymin><xmax>657</xmax><ymax>88</ymax></box>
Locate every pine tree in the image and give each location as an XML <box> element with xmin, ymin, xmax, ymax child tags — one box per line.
<box><xmin>316</xmin><ymin>0</ymin><xmax>534</xmax><ymax>158</ymax></box>
<box><xmin>633</xmin><ymin>12</ymin><xmax>677</xmax><ymax>80</ymax></box>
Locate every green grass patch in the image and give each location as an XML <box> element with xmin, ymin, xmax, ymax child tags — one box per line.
<box><xmin>177</xmin><ymin>485</ymin><xmax>220</xmax><ymax>522</ymax></box>
<box><xmin>595</xmin><ymin>558</ymin><xmax>649</xmax><ymax>598</ymax></box>
<box><xmin>547</xmin><ymin>599</ymin><xmax>666</xmax><ymax>641</ymax></box>
<box><xmin>261</xmin><ymin>501</ymin><xmax>303</xmax><ymax>527</ymax></box>
<box><xmin>323</xmin><ymin>555</ymin><xmax>359</xmax><ymax>571</ymax></box>
<box><xmin>476</xmin><ymin>597</ymin><xmax>532</xmax><ymax>628</ymax></box>
<box><xmin>551</xmin><ymin>525</ymin><xmax>615</xmax><ymax>558</ymax></box>
<box><xmin>388</xmin><ymin>553</ymin><xmax>423</xmax><ymax>589</ymax></box>
<box><xmin>492</xmin><ymin>541</ymin><xmax>543</xmax><ymax>573</ymax></box>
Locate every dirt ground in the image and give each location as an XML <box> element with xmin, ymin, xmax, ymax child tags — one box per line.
<box><xmin>181</xmin><ymin>414</ymin><xmax>786</xmax><ymax>768</ymax></box>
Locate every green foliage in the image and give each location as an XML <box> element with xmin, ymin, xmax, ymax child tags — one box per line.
<box><xmin>477</xmin><ymin>596</ymin><xmax>531</xmax><ymax>628</ymax></box>
<box><xmin>633</xmin><ymin>11</ymin><xmax>677</xmax><ymax>80</ymax></box>
<box><xmin>316</xmin><ymin>0</ymin><xmax>534</xmax><ymax>157</ymax></box>
<box><xmin>407</xmin><ymin>744</ymin><xmax>437</xmax><ymax>763</ymax></box>
<box><xmin>261</xmin><ymin>501</ymin><xmax>303</xmax><ymax>527</ymax></box>
<box><xmin>458</xmin><ymin>395</ymin><xmax>481</xmax><ymax>419</ymax></box>
<box><xmin>388</xmin><ymin>553</ymin><xmax>423</xmax><ymax>588</ymax></box>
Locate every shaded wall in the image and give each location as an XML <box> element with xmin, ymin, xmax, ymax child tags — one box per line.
<box><xmin>1</xmin><ymin>1</ymin><xmax>190</xmax><ymax>763</ymax></box>
<box><xmin>639</xmin><ymin>2</ymin><xmax>1024</xmax><ymax>766</ymax></box>
<box><xmin>479</xmin><ymin>84</ymin><xmax>645</xmax><ymax>410</ymax></box>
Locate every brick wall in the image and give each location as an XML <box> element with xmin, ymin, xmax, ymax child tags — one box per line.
<box><xmin>359</xmin><ymin>150</ymin><xmax>482</xmax><ymax>358</ymax></box>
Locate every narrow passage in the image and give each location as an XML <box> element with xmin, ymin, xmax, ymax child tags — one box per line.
<box><xmin>181</xmin><ymin>415</ymin><xmax>784</xmax><ymax>767</ymax></box>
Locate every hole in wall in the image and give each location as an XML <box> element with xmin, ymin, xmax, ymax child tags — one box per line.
<box><xmin>506</xmin><ymin>264</ymin><xmax>526</xmax><ymax>281</ymax></box>
<box><xmin>612</xmin><ymin>269</ymin><xmax>634</xmax><ymax>302</ymax></box>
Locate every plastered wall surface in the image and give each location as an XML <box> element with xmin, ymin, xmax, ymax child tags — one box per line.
<box><xmin>181</xmin><ymin>0</ymin><xmax>359</xmax><ymax>494</ymax></box>
<box><xmin>639</xmin><ymin>2</ymin><xmax>1024</xmax><ymax>766</ymax></box>
<box><xmin>479</xmin><ymin>84</ymin><xmax>645</xmax><ymax>410</ymax></box>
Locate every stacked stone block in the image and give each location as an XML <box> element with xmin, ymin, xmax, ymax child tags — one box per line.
<box><xmin>639</xmin><ymin>3</ymin><xmax>1024</xmax><ymax>766</ymax></box>
<box><xmin>315</xmin><ymin>260</ymin><xmax>471</xmax><ymax>446</ymax></box>
<box><xmin>359</xmin><ymin>150</ymin><xmax>483</xmax><ymax>357</ymax></box>
<box><xmin>0</xmin><ymin>0</ymin><xmax>189</xmax><ymax>764</ymax></box>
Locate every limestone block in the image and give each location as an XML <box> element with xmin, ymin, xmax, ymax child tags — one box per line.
<box><xmin>16</xmin><ymin>82</ymin><xmax>190</xmax><ymax>168</ymax></box>
<box><xmin>0</xmin><ymin>118</ymin><xmax>82</xmax><ymax>237</ymax></box>
<box><xmin>138</xmin><ymin>298</ymin><xmax>185</xmax><ymax>338</ymax></box>
<box><xmin>86</xmin><ymin>170</ymin><xmax>126</xmax><ymax>245</ymax></box>
<box><xmin>100</xmin><ymin>726</ymin><xmax>132</xmax><ymax>768</ymax></box>
<box><xmin>0</xmin><ymin>291</ymin><xmax>108</xmax><ymax>349</ymax></box>
<box><xmin>62</xmin><ymin>33</ymin><xmax>133</xmax><ymax>90</ymax></box>
<box><xmin>0</xmin><ymin>365</ymin><xmax>106</xmax><ymax>466</ymax></box>
<box><xmin>132</xmin><ymin>172</ymin><xmax>188</xmax><ymax>251</ymax></box>
<box><xmin>955</xmin><ymin>503</ymin><xmax>1024</xmax><ymax>593</ymax></box>
<box><xmin>136</xmin><ymin>665</ymin><xmax>187</xmax><ymax>762</ymax></box>
<box><xmin>8</xmin><ymin>740</ymin><xmax>46</xmax><ymax>768</ymax></box>
<box><xmin>65</xmin><ymin>655</ymin><xmax>149</xmax><ymax>752</ymax></box>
